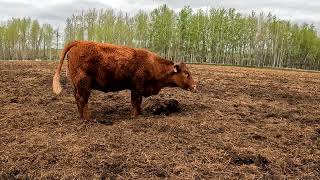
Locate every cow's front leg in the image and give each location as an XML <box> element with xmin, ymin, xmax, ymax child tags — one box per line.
<box><xmin>131</xmin><ymin>91</ymin><xmax>142</xmax><ymax>118</ymax></box>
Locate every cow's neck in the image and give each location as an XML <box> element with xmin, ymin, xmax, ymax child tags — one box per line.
<box><xmin>156</xmin><ymin>63</ymin><xmax>174</xmax><ymax>79</ymax></box>
<box><xmin>153</xmin><ymin>58</ymin><xmax>177</xmax><ymax>88</ymax></box>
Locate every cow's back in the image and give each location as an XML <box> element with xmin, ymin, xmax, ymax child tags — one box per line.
<box><xmin>67</xmin><ymin>41</ymin><xmax>153</xmax><ymax>92</ymax></box>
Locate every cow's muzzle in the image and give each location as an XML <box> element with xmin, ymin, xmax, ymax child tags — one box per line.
<box><xmin>190</xmin><ymin>84</ymin><xmax>197</xmax><ymax>93</ymax></box>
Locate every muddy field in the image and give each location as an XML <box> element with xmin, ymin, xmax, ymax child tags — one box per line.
<box><xmin>0</xmin><ymin>61</ymin><xmax>319</xmax><ymax>179</ymax></box>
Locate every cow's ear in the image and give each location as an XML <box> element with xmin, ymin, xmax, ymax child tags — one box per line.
<box><xmin>173</xmin><ymin>63</ymin><xmax>180</xmax><ymax>73</ymax></box>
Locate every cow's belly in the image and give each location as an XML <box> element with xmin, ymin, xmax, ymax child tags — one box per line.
<box><xmin>91</xmin><ymin>78</ymin><xmax>132</xmax><ymax>93</ymax></box>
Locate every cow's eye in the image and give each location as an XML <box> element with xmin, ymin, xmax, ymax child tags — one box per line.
<box><xmin>186</xmin><ymin>72</ymin><xmax>190</xmax><ymax>78</ymax></box>
<box><xmin>182</xmin><ymin>72</ymin><xmax>189</xmax><ymax>78</ymax></box>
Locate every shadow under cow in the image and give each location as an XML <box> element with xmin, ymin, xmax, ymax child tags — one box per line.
<box><xmin>90</xmin><ymin>98</ymin><xmax>185</xmax><ymax>125</ymax></box>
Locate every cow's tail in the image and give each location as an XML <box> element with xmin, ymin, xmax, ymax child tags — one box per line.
<box><xmin>52</xmin><ymin>41</ymin><xmax>78</xmax><ymax>95</ymax></box>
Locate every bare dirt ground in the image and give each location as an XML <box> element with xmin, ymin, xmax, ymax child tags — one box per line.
<box><xmin>0</xmin><ymin>61</ymin><xmax>319</xmax><ymax>179</ymax></box>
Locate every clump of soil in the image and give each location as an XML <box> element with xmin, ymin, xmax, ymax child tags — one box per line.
<box><xmin>144</xmin><ymin>99</ymin><xmax>181</xmax><ymax>116</ymax></box>
<box><xmin>231</xmin><ymin>153</ymin><xmax>270</xmax><ymax>169</ymax></box>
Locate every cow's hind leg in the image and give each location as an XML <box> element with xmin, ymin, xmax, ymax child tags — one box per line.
<box><xmin>74</xmin><ymin>75</ymin><xmax>92</xmax><ymax>121</ymax></box>
<box><xmin>131</xmin><ymin>91</ymin><xmax>142</xmax><ymax>118</ymax></box>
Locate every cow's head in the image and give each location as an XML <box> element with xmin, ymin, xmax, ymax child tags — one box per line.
<box><xmin>171</xmin><ymin>63</ymin><xmax>196</xmax><ymax>92</ymax></box>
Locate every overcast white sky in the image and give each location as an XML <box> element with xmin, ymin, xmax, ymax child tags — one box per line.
<box><xmin>1</xmin><ymin>0</ymin><xmax>320</xmax><ymax>32</ymax></box>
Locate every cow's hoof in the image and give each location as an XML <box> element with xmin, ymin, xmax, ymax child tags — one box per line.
<box><xmin>82</xmin><ymin>118</ymin><xmax>98</xmax><ymax>124</ymax></box>
<box><xmin>131</xmin><ymin>113</ymin><xmax>142</xmax><ymax>119</ymax></box>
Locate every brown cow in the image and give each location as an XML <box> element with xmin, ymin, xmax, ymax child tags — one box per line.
<box><xmin>52</xmin><ymin>41</ymin><xmax>196</xmax><ymax>120</ymax></box>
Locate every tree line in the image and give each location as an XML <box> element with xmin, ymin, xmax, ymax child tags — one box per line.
<box><xmin>1</xmin><ymin>5</ymin><xmax>320</xmax><ymax>70</ymax></box>
<box><xmin>0</xmin><ymin>18</ymin><xmax>58</xmax><ymax>60</ymax></box>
